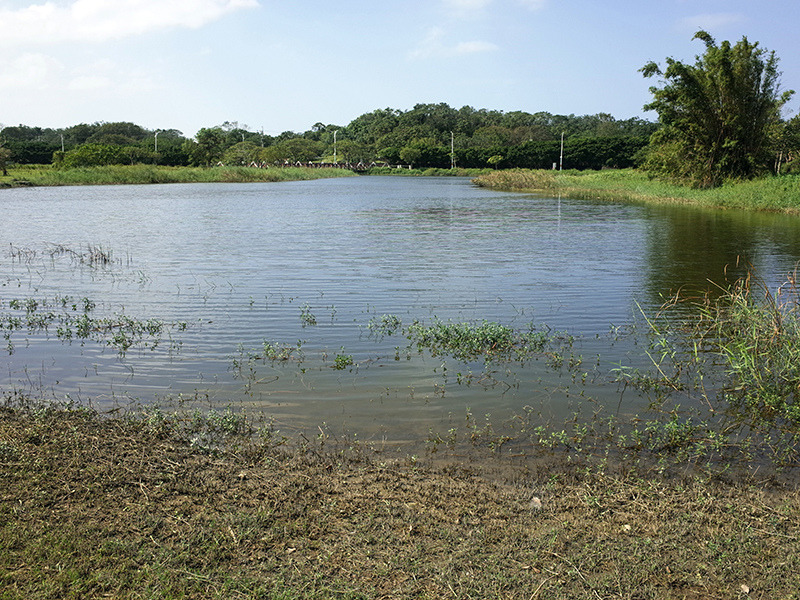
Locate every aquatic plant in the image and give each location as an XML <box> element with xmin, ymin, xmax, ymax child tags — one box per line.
<box><xmin>695</xmin><ymin>266</ymin><xmax>800</xmax><ymax>431</ymax></box>
<box><xmin>404</xmin><ymin>317</ymin><xmax>569</xmax><ymax>364</ymax></box>
<box><xmin>366</xmin><ymin>313</ymin><xmax>402</xmax><ymax>338</ymax></box>
<box><xmin>4</xmin><ymin>164</ymin><xmax>357</xmax><ymax>187</ymax></box>
<box><xmin>333</xmin><ymin>352</ymin><xmax>354</xmax><ymax>370</ymax></box>
<box><xmin>299</xmin><ymin>303</ymin><xmax>317</xmax><ymax>327</ymax></box>
<box><xmin>0</xmin><ymin>294</ymin><xmax>185</xmax><ymax>356</ymax></box>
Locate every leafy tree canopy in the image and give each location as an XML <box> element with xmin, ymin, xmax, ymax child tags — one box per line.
<box><xmin>641</xmin><ymin>30</ymin><xmax>794</xmax><ymax>187</ymax></box>
<box><xmin>2</xmin><ymin>103</ymin><xmax>660</xmax><ymax>171</ymax></box>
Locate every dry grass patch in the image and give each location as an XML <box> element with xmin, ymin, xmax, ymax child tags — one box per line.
<box><xmin>1</xmin><ymin>404</ymin><xmax>799</xmax><ymax>599</ymax></box>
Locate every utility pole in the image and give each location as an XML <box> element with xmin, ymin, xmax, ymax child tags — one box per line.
<box><xmin>559</xmin><ymin>131</ymin><xmax>564</xmax><ymax>171</ymax></box>
<box><xmin>450</xmin><ymin>131</ymin><xmax>455</xmax><ymax>169</ymax></box>
<box><xmin>333</xmin><ymin>130</ymin><xmax>338</xmax><ymax>164</ymax></box>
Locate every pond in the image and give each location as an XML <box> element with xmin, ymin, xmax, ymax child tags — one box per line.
<box><xmin>2</xmin><ymin>176</ymin><xmax>800</xmax><ymax>445</ymax></box>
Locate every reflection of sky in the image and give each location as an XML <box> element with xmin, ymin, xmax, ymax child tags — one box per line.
<box><xmin>3</xmin><ymin>177</ymin><xmax>800</xmax><ymax>431</ymax></box>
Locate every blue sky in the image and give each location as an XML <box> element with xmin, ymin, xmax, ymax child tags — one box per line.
<box><xmin>2</xmin><ymin>0</ymin><xmax>799</xmax><ymax>138</ymax></box>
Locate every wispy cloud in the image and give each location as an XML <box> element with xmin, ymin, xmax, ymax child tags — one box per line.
<box><xmin>441</xmin><ymin>0</ymin><xmax>545</xmax><ymax>14</ymax></box>
<box><xmin>0</xmin><ymin>0</ymin><xmax>259</xmax><ymax>46</ymax></box>
<box><xmin>0</xmin><ymin>52</ymin><xmax>62</xmax><ymax>89</ymax></box>
<box><xmin>409</xmin><ymin>26</ymin><xmax>498</xmax><ymax>59</ymax></box>
<box><xmin>0</xmin><ymin>50</ymin><xmax>158</xmax><ymax>96</ymax></box>
<box><xmin>442</xmin><ymin>0</ymin><xmax>493</xmax><ymax>14</ymax></box>
<box><xmin>517</xmin><ymin>0</ymin><xmax>545</xmax><ymax>10</ymax></box>
<box><xmin>677</xmin><ymin>12</ymin><xmax>744</xmax><ymax>33</ymax></box>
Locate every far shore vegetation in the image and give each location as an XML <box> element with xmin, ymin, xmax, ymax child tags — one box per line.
<box><xmin>473</xmin><ymin>167</ymin><xmax>800</xmax><ymax>214</ymax></box>
<box><xmin>3</xmin><ymin>29</ymin><xmax>798</xmax><ymax>212</ymax></box>
<box><xmin>0</xmin><ymin>163</ymin><xmax>357</xmax><ymax>187</ymax></box>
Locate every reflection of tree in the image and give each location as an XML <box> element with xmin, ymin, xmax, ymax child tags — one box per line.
<box><xmin>643</xmin><ymin>204</ymin><xmax>800</xmax><ymax>308</ymax></box>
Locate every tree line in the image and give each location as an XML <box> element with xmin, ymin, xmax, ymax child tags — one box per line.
<box><xmin>3</xmin><ymin>31</ymin><xmax>800</xmax><ymax>187</ymax></box>
<box><xmin>0</xmin><ymin>107</ymin><xmax>656</xmax><ymax>173</ymax></box>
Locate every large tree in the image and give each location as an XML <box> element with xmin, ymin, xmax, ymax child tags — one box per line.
<box><xmin>641</xmin><ymin>31</ymin><xmax>793</xmax><ymax>187</ymax></box>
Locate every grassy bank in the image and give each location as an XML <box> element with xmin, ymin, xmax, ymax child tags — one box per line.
<box><xmin>1</xmin><ymin>400</ymin><xmax>799</xmax><ymax>600</ymax></box>
<box><xmin>0</xmin><ymin>164</ymin><xmax>357</xmax><ymax>187</ymax></box>
<box><xmin>474</xmin><ymin>168</ymin><xmax>800</xmax><ymax>214</ymax></box>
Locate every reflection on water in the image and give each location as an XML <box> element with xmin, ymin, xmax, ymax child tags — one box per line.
<box><xmin>1</xmin><ymin>177</ymin><xmax>800</xmax><ymax>442</ymax></box>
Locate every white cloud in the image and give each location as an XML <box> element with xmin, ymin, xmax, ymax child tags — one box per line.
<box><xmin>677</xmin><ymin>13</ymin><xmax>744</xmax><ymax>33</ymax></box>
<box><xmin>410</xmin><ymin>26</ymin><xmax>498</xmax><ymax>59</ymax></box>
<box><xmin>452</xmin><ymin>40</ymin><xmax>499</xmax><ymax>55</ymax></box>
<box><xmin>0</xmin><ymin>49</ymin><xmax>159</xmax><ymax>97</ymax></box>
<box><xmin>0</xmin><ymin>0</ymin><xmax>260</xmax><ymax>46</ymax></box>
<box><xmin>0</xmin><ymin>52</ymin><xmax>63</xmax><ymax>89</ymax></box>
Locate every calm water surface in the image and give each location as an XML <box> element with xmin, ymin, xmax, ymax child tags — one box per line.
<box><xmin>2</xmin><ymin>176</ymin><xmax>800</xmax><ymax>442</ymax></box>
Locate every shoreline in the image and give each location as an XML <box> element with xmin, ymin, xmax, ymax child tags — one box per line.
<box><xmin>1</xmin><ymin>401</ymin><xmax>799</xmax><ymax>599</ymax></box>
<box><xmin>7</xmin><ymin>164</ymin><xmax>800</xmax><ymax>218</ymax></box>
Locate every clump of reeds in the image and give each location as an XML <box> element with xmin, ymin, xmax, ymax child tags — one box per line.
<box><xmin>473</xmin><ymin>168</ymin><xmax>558</xmax><ymax>191</ymax></box>
<box><xmin>696</xmin><ymin>265</ymin><xmax>800</xmax><ymax>431</ymax></box>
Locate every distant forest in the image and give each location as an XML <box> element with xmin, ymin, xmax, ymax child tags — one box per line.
<box><xmin>0</xmin><ymin>103</ymin><xmax>658</xmax><ymax>171</ymax></box>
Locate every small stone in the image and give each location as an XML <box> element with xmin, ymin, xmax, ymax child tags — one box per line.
<box><xmin>530</xmin><ymin>497</ymin><xmax>542</xmax><ymax>510</ymax></box>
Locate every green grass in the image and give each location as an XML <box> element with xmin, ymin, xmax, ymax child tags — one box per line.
<box><xmin>474</xmin><ymin>168</ymin><xmax>800</xmax><ymax>213</ymax></box>
<box><xmin>0</xmin><ymin>164</ymin><xmax>357</xmax><ymax>187</ymax></box>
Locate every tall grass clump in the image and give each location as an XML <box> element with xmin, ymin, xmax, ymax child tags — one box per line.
<box><xmin>697</xmin><ymin>267</ymin><xmax>800</xmax><ymax>431</ymax></box>
<box><xmin>610</xmin><ymin>264</ymin><xmax>800</xmax><ymax>470</ymax></box>
<box><xmin>473</xmin><ymin>168</ymin><xmax>558</xmax><ymax>191</ymax></box>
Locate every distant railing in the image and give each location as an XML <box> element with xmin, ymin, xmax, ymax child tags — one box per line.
<box><xmin>237</xmin><ymin>161</ymin><xmax>395</xmax><ymax>172</ymax></box>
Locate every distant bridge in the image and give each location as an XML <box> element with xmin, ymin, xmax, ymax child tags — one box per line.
<box><xmin>243</xmin><ymin>161</ymin><xmax>404</xmax><ymax>172</ymax></box>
